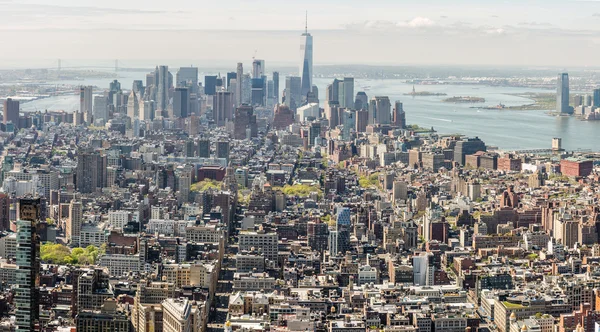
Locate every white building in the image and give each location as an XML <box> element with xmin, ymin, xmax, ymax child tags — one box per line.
<box><xmin>413</xmin><ymin>252</ymin><xmax>434</xmax><ymax>286</ymax></box>
<box><xmin>146</xmin><ymin>219</ymin><xmax>191</xmax><ymax>237</ymax></box>
<box><xmin>99</xmin><ymin>254</ymin><xmax>140</xmax><ymax>277</ymax></box>
<box><xmin>107</xmin><ymin>210</ymin><xmax>131</xmax><ymax>230</ymax></box>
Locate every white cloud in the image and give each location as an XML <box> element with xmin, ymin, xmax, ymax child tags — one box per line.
<box><xmin>397</xmin><ymin>17</ymin><xmax>436</xmax><ymax>28</ymax></box>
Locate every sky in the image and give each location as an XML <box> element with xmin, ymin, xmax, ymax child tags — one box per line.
<box><xmin>2</xmin><ymin>0</ymin><xmax>600</xmax><ymax>67</ymax></box>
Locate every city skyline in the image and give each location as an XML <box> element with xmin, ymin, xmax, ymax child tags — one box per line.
<box><xmin>3</xmin><ymin>1</ymin><xmax>600</xmax><ymax>66</ymax></box>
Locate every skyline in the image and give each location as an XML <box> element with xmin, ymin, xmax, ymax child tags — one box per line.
<box><xmin>3</xmin><ymin>1</ymin><xmax>600</xmax><ymax>67</ymax></box>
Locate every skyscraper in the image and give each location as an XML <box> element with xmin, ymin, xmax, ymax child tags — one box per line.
<box><xmin>354</xmin><ymin>92</ymin><xmax>368</xmax><ymax>110</ymax></box>
<box><xmin>213</xmin><ymin>91</ymin><xmax>234</xmax><ymax>126</ymax></box>
<box><xmin>393</xmin><ymin>101</ymin><xmax>406</xmax><ymax>128</ymax></box>
<box><xmin>76</xmin><ymin>148</ymin><xmax>107</xmax><ymax>193</ymax></box>
<box><xmin>0</xmin><ymin>193</ymin><xmax>9</xmax><ymax>231</ymax></box>
<box><xmin>197</xmin><ymin>139</ymin><xmax>210</xmax><ymax>158</ymax></box>
<box><xmin>172</xmin><ymin>87</ymin><xmax>189</xmax><ymax>118</ymax></box>
<box><xmin>127</xmin><ymin>91</ymin><xmax>140</xmax><ymax>120</ymax></box>
<box><xmin>369</xmin><ymin>96</ymin><xmax>392</xmax><ymax>124</ymax></box>
<box><xmin>557</xmin><ymin>73</ymin><xmax>570</xmax><ymax>114</ymax></box>
<box><xmin>252</xmin><ymin>59</ymin><xmax>265</xmax><ymax>79</ymax></box>
<box><xmin>343</xmin><ymin>78</ymin><xmax>354</xmax><ymax>109</ymax></box>
<box><xmin>234</xmin><ymin>104</ymin><xmax>257</xmax><ymax>140</ymax></box>
<box><xmin>67</xmin><ymin>199</ymin><xmax>83</xmax><ymax>245</ymax></box>
<box><xmin>81</xmin><ymin>86</ymin><xmax>93</xmax><ymax>123</ymax></box>
<box><xmin>216</xmin><ymin>140</ymin><xmax>230</xmax><ymax>162</ymax></box>
<box><xmin>15</xmin><ymin>198</ymin><xmax>41</xmax><ymax>332</ymax></box>
<box><xmin>92</xmin><ymin>96</ymin><xmax>109</xmax><ymax>125</ymax></box>
<box><xmin>176</xmin><ymin>67</ymin><xmax>198</xmax><ymax>92</ymax></box>
<box><xmin>299</xmin><ymin>14</ymin><xmax>314</xmax><ymax>98</ymax></box>
<box><xmin>272</xmin><ymin>72</ymin><xmax>280</xmax><ymax>104</ymax></box>
<box><xmin>3</xmin><ymin>98</ymin><xmax>19</xmax><ymax>128</ymax></box>
<box><xmin>157</xmin><ymin>66</ymin><xmax>170</xmax><ymax>117</ymax></box>
<box><xmin>236</xmin><ymin>63</ymin><xmax>244</xmax><ymax>107</ymax></box>
<box><xmin>285</xmin><ymin>76</ymin><xmax>302</xmax><ymax>110</ymax></box>
<box><xmin>204</xmin><ymin>76</ymin><xmax>218</xmax><ymax>96</ymax></box>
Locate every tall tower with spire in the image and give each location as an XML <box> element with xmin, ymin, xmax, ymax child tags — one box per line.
<box><xmin>299</xmin><ymin>11</ymin><xmax>313</xmax><ymax>99</ymax></box>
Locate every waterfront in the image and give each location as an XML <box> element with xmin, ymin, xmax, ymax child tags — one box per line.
<box><xmin>18</xmin><ymin>71</ymin><xmax>600</xmax><ymax>151</ymax></box>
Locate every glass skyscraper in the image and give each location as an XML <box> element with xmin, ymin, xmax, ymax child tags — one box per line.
<box><xmin>299</xmin><ymin>18</ymin><xmax>313</xmax><ymax>99</ymax></box>
<box><xmin>557</xmin><ymin>73</ymin><xmax>570</xmax><ymax>114</ymax></box>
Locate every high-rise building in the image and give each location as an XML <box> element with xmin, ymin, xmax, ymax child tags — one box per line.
<box><xmin>132</xmin><ymin>80</ymin><xmax>144</xmax><ymax>98</ymax></box>
<box><xmin>299</xmin><ymin>17</ymin><xmax>314</xmax><ymax>98</ymax></box>
<box><xmin>557</xmin><ymin>73</ymin><xmax>570</xmax><ymax>114</ymax></box>
<box><xmin>3</xmin><ymin>98</ymin><xmax>19</xmax><ymax>128</ymax></box>
<box><xmin>251</xmin><ymin>78</ymin><xmax>265</xmax><ymax>107</ymax></box>
<box><xmin>272</xmin><ymin>72</ymin><xmax>280</xmax><ymax>104</ymax></box>
<box><xmin>413</xmin><ymin>252</ymin><xmax>434</xmax><ymax>286</ymax></box>
<box><xmin>252</xmin><ymin>59</ymin><xmax>265</xmax><ymax>79</ymax></box>
<box><xmin>0</xmin><ymin>193</ymin><xmax>9</xmax><ymax>231</ymax></box>
<box><xmin>157</xmin><ymin>66</ymin><xmax>170</xmax><ymax>117</ymax></box>
<box><xmin>216</xmin><ymin>140</ymin><xmax>230</xmax><ymax>161</ymax></box>
<box><xmin>80</xmin><ymin>86</ymin><xmax>94</xmax><ymax>123</ymax></box>
<box><xmin>454</xmin><ymin>137</ymin><xmax>487</xmax><ymax>166</ymax></box>
<box><xmin>285</xmin><ymin>76</ymin><xmax>302</xmax><ymax>110</ymax></box>
<box><xmin>76</xmin><ymin>148</ymin><xmax>107</xmax><ymax>193</ymax></box>
<box><xmin>15</xmin><ymin>198</ymin><xmax>41</xmax><ymax>332</ymax></box>
<box><xmin>236</xmin><ymin>63</ymin><xmax>244</xmax><ymax>106</ymax></box>
<box><xmin>234</xmin><ymin>104</ymin><xmax>257</xmax><ymax>140</ymax></box>
<box><xmin>393</xmin><ymin>101</ymin><xmax>406</xmax><ymax>128</ymax></box>
<box><xmin>369</xmin><ymin>96</ymin><xmax>392</xmax><ymax>124</ymax></box>
<box><xmin>127</xmin><ymin>91</ymin><xmax>140</xmax><ymax>120</ymax></box>
<box><xmin>172</xmin><ymin>88</ymin><xmax>189</xmax><ymax>118</ymax></box>
<box><xmin>593</xmin><ymin>88</ymin><xmax>600</xmax><ymax>107</ymax></box>
<box><xmin>273</xmin><ymin>105</ymin><xmax>294</xmax><ymax>129</ymax></box>
<box><xmin>67</xmin><ymin>200</ymin><xmax>83</xmax><ymax>245</ymax></box>
<box><xmin>197</xmin><ymin>139</ymin><xmax>210</xmax><ymax>158</ymax></box>
<box><xmin>354</xmin><ymin>92</ymin><xmax>368</xmax><ymax>110</ymax></box>
<box><xmin>356</xmin><ymin>109</ymin><xmax>369</xmax><ymax>133</ymax></box>
<box><xmin>176</xmin><ymin>67</ymin><xmax>198</xmax><ymax>93</ymax></box>
<box><xmin>204</xmin><ymin>76</ymin><xmax>217</xmax><ymax>96</ymax></box>
<box><xmin>343</xmin><ymin>78</ymin><xmax>354</xmax><ymax>109</ymax></box>
<box><xmin>93</xmin><ymin>96</ymin><xmax>109</xmax><ymax>124</ymax></box>
<box><xmin>336</xmin><ymin>207</ymin><xmax>351</xmax><ymax>226</ymax></box>
<box><xmin>213</xmin><ymin>91</ymin><xmax>234</xmax><ymax>126</ymax></box>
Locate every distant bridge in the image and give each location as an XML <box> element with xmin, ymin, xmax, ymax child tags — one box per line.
<box><xmin>510</xmin><ymin>148</ymin><xmax>593</xmax><ymax>155</ymax></box>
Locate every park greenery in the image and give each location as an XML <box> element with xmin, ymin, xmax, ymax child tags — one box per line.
<box><xmin>281</xmin><ymin>184</ymin><xmax>321</xmax><ymax>197</ymax></box>
<box><xmin>358</xmin><ymin>173</ymin><xmax>380</xmax><ymax>189</ymax></box>
<box><xmin>190</xmin><ymin>179</ymin><xmax>222</xmax><ymax>192</ymax></box>
<box><xmin>40</xmin><ymin>243</ymin><xmax>104</xmax><ymax>265</ymax></box>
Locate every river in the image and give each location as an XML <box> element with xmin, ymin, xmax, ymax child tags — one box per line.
<box><xmin>18</xmin><ymin>71</ymin><xmax>600</xmax><ymax>151</ymax></box>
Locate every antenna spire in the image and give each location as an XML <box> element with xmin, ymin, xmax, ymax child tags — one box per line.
<box><xmin>305</xmin><ymin>11</ymin><xmax>308</xmax><ymax>34</ymax></box>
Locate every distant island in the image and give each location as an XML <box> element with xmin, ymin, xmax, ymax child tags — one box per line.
<box><xmin>404</xmin><ymin>91</ymin><xmax>447</xmax><ymax>96</ymax></box>
<box><xmin>443</xmin><ymin>96</ymin><xmax>486</xmax><ymax>103</ymax></box>
<box><xmin>404</xmin><ymin>85</ymin><xmax>447</xmax><ymax>96</ymax></box>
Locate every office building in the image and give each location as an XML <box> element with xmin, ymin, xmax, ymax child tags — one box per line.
<box><xmin>273</xmin><ymin>71</ymin><xmax>280</xmax><ymax>104</ymax></box>
<box><xmin>216</xmin><ymin>140</ymin><xmax>230</xmax><ymax>161</ymax></box>
<box><xmin>336</xmin><ymin>207</ymin><xmax>351</xmax><ymax>226</ymax></box>
<box><xmin>252</xmin><ymin>59</ymin><xmax>265</xmax><ymax>79</ymax></box>
<box><xmin>127</xmin><ymin>90</ymin><xmax>141</xmax><ymax>120</ymax></box>
<box><xmin>80</xmin><ymin>86</ymin><xmax>94</xmax><ymax>123</ymax></box>
<box><xmin>236</xmin><ymin>63</ymin><xmax>244</xmax><ymax>106</ymax></box>
<box><xmin>0</xmin><ymin>193</ymin><xmax>9</xmax><ymax>231</ymax></box>
<box><xmin>162</xmin><ymin>298</ymin><xmax>202</xmax><ymax>332</ymax></box>
<box><xmin>67</xmin><ymin>200</ymin><xmax>83</xmax><ymax>245</ymax></box>
<box><xmin>239</xmin><ymin>231</ymin><xmax>278</xmax><ymax>262</ymax></box>
<box><xmin>157</xmin><ymin>66</ymin><xmax>170</xmax><ymax>117</ymax></box>
<box><xmin>454</xmin><ymin>137</ymin><xmax>487</xmax><ymax>166</ymax></box>
<box><xmin>393</xmin><ymin>101</ymin><xmax>406</xmax><ymax>128</ymax></box>
<box><xmin>557</xmin><ymin>73</ymin><xmax>570</xmax><ymax>114</ymax></box>
<box><xmin>234</xmin><ymin>104</ymin><xmax>257</xmax><ymax>139</ymax></box>
<box><xmin>300</xmin><ymin>20</ymin><xmax>314</xmax><ymax>98</ymax></box>
<box><xmin>75</xmin><ymin>298</ymin><xmax>130</xmax><ymax>332</ymax></box>
<box><xmin>176</xmin><ymin>67</ymin><xmax>198</xmax><ymax>93</ymax></box>
<box><xmin>213</xmin><ymin>91</ymin><xmax>234</xmax><ymax>126</ymax></box>
<box><xmin>173</xmin><ymin>87</ymin><xmax>189</xmax><ymax>118</ymax></box>
<box><xmin>251</xmin><ymin>77</ymin><xmax>265</xmax><ymax>107</ymax></box>
<box><xmin>92</xmin><ymin>96</ymin><xmax>109</xmax><ymax>124</ymax></box>
<box><xmin>204</xmin><ymin>75</ymin><xmax>217</xmax><ymax>96</ymax></box>
<box><xmin>3</xmin><ymin>98</ymin><xmax>19</xmax><ymax>128</ymax></box>
<box><xmin>285</xmin><ymin>76</ymin><xmax>302</xmax><ymax>110</ymax></box>
<box><xmin>343</xmin><ymin>77</ymin><xmax>354</xmax><ymax>109</ymax></box>
<box><xmin>593</xmin><ymin>88</ymin><xmax>600</xmax><ymax>107</ymax></box>
<box><xmin>76</xmin><ymin>148</ymin><xmax>107</xmax><ymax>193</ymax></box>
<box><xmin>369</xmin><ymin>96</ymin><xmax>392</xmax><ymax>124</ymax></box>
<box><xmin>15</xmin><ymin>198</ymin><xmax>41</xmax><ymax>332</ymax></box>
<box><xmin>413</xmin><ymin>252</ymin><xmax>434</xmax><ymax>286</ymax></box>
<box><xmin>354</xmin><ymin>92</ymin><xmax>368</xmax><ymax>110</ymax></box>
<box><xmin>197</xmin><ymin>139</ymin><xmax>210</xmax><ymax>158</ymax></box>
<box><xmin>356</xmin><ymin>109</ymin><xmax>369</xmax><ymax>133</ymax></box>
<box><xmin>273</xmin><ymin>104</ymin><xmax>294</xmax><ymax>129</ymax></box>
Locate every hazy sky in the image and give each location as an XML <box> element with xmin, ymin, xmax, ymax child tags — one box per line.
<box><xmin>3</xmin><ymin>0</ymin><xmax>600</xmax><ymax>67</ymax></box>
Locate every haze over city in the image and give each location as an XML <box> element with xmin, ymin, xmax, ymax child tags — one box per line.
<box><xmin>3</xmin><ymin>0</ymin><xmax>600</xmax><ymax>66</ymax></box>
